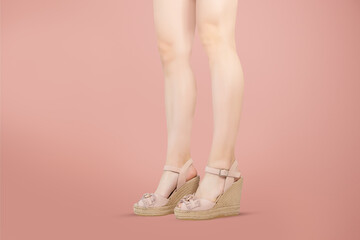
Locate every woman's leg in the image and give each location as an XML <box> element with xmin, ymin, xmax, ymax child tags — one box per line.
<box><xmin>195</xmin><ymin>0</ymin><xmax>244</xmax><ymax>201</ymax></box>
<box><xmin>153</xmin><ymin>0</ymin><xmax>197</xmax><ymax>198</ymax></box>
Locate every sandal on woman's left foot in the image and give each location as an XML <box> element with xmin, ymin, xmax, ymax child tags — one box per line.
<box><xmin>174</xmin><ymin>159</ymin><xmax>243</xmax><ymax>220</ymax></box>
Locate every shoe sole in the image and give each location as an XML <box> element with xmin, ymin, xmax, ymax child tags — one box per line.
<box><xmin>133</xmin><ymin>175</ymin><xmax>200</xmax><ymax>216</ymax></box>
<box><xmin>174</xmin><ymin>177</ymin><xmax>243</xmax><ymax>220</ymax></box>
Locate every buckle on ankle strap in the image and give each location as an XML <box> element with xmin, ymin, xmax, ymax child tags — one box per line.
<box><xmin>218</xmin><ymin>169</ymin><xmax>229</xmax><ymax>177</ymax></box>
<box><xmin>205</xmin><ymin>166</ymin><xmax>230</xmax><ymax>177</ymax></box>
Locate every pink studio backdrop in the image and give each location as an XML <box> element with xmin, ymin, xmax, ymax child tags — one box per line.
<box><xmin>1</xmin><ymin>0</ymin><xmax>360</xmax><ymax>240</ymax></box>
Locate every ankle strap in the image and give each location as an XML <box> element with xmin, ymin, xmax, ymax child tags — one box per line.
<box><xmin>163</xmin><ymin>165</ymin><xmax>181</xmax><ymax>173</ymax></box>
<box><xmin>163</xmin><ymin>158</ymin><xmax>194</xmax><ymax>189</ymax></box>
<box><xmin>205</xmin><ymin>167</ymin><xmax>241</xmax><ymax>178</ymax></box>
<box><xmin>205</xmin><ymin>160</ymin><xmax>241</xmax><ymax>193</ymax></box>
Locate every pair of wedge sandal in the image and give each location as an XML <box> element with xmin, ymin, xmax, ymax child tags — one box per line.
<box><xmin>133</xmin><ymin>158</ymin><xmax>243</xmax><ymax>220</ymax></box>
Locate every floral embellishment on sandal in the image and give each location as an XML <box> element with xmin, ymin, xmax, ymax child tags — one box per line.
<box><xmin>178</xmin><ymin>193</ymin><xmax>201</xmax><ymax>210</ymax></box>
<box><xmin>140</xmin><ymin>193</ymin><xmax>157</xmax><ymax>208</ymax></box>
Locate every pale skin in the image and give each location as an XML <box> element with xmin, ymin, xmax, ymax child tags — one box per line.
<box><xmin>153</xmin><ymin>0</ymin><xmax>244</xmax><ymax>202</ymax></box>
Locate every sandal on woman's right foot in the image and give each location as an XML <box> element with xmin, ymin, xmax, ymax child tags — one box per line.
<box><xmin>133</xmin><ymin>158</ymin><xmax>200</xmax><ymax>216</ymax></box>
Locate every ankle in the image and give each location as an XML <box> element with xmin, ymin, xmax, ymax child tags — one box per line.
<box><xmin>207</xmin><ymin>154</ymin><xmax>236</xmax><ymax>169</ymax></box>
<box><xmin>165</xmin><ymin>152</ymin><xmax>192</xmax><ymax>168</ymax></box>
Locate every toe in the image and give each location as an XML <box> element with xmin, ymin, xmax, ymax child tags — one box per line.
<box><xmin>176</xmin><ymin>201</ymin><xmax>187</xmax><ymax>211</ymax></box>
<box><xmin>137</xmin><ymin>199</ymin><xmax>146</xmax><ymax>207</ymax></box>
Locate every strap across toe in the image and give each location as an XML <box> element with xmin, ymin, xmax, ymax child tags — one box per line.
<box><xmin>174</xmin><ymin>159</ymin><xmax>244</xmax><ymax>220</ymax></box>
<box><xmin>133</xmin><ymin>158</ymin><xmax>200</xmax><ymax>216</ymax></box>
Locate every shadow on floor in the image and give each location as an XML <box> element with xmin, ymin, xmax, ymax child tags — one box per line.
<box><xmin>114</xmin><ymin>211</ymin><xmax>258</xmax><ymax>219</ymax></box>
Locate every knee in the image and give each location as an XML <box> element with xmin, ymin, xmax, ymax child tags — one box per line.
<box><xmin>198</xmin><ymin>22</ymin><xmax>221</xmax><ymax>50</ymax></box>
<box><xmin>198</xmin><ymin>22</ymin><xmax>235</xmax><ymax>58</ymax></box>
<box><xmin>157</xmin><ymin>39</ymin><xmax>191</xmax><ymax>66</ymax></box>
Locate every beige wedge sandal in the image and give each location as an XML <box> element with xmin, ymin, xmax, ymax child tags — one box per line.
<box><xmin>174</xmin><ymin>159</ymin><xmax>243</xmax><ymax>220</ymax></box>
<box><xmin>133</xmin><ymin>158</ymin><xmax>200</xmax><ymax>216</ymax></box>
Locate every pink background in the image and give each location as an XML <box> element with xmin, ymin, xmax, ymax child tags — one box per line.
<box><xmin>1</xmin><ymin>0</ymin><xmax>360</xmax><ymax>239</ymax></box>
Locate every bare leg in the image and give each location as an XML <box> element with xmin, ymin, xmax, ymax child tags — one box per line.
<box><xmin>153</xmin><ymin>0</ymin><xmax>197</xmax><ymax>198</ymax></box>
<box><xmin>195</xmin><ymin>0</ymin><xmax>244</xmax><ymax>201</ymax></box>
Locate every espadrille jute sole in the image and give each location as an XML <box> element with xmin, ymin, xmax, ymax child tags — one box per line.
<box><xmin>174</xmin><ymin>177</ymin><xmax>243</xmax><ymax>220</ymax></box>
<box><xmin>134</xmin><ymin>176</ymin><xmax>200</xmax><ymax>216</ymax></box>
<box><xmin>133</xmin><ymin>204</ymin><xmax>175</xmax><ymax>216</ymax></box>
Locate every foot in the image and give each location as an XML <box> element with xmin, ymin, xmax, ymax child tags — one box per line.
<box><xmin>194</xmin><ymin>164</ymin><xmax>240</xmax><ymax>202</ymax></box>
<box><xmin>175</xmin><ymin>160</ymin><xmax>242</xmax><ymax>213</ymax></box>
<box><xmin>194</xmin><ymin>172</ymin><xmax>225</xmax><ymax>202</ymax></box>
<box><xmin>154</xmin><ymin>163</ymin><xmax>197</xmax><ymax>198</ymax></box>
